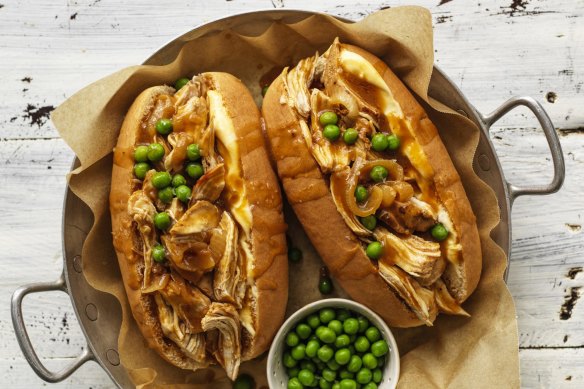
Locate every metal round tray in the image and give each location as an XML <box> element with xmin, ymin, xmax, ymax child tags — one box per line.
<box><xmin>11</xmin><ymin>10</ymin><xmax>565</xmax><ymax>388</ymax></box>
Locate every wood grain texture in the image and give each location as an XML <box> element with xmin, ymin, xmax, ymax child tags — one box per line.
<box><xmin>1</xmin><ymin>0</ymin><xmax>582</xmax><ymax>388</ymax></box>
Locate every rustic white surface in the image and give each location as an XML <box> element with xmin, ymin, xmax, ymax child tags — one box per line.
<box><xmin>1</xmin><ymin>0</ymin><xmax>583</xmax><ymax>388</ymax></box>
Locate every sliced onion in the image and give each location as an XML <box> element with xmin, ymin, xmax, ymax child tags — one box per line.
<box><xmin>360</xmin><ymin>159</ymin><xmax>404</xmax><ymax>182</ymax></box>
<box><xmin>142</xmin><ymin>273</ymin><xmax>170</xmax><ymax>294</ymax></box>
<box><xmin>380</xmin><ymin>185</ymin><xmax>397</xmax><ymax>207</ymax></box>
<box><xmin>345</xmin><ymin>158</ymin><xmax>382</xmax><ymax>217</ymax></box>
<box><xmin>345</xmin><ymin>158</ymin><xmax>403</xmax><ymax>217</ymax></box>
<box><xmin>389</xmin><ymin>181</ymin><xmax>414</xmax><ymax>202</ymax></box>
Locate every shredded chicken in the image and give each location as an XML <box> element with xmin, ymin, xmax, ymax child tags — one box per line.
<box><xmin>434</xmin><ymin>279</ymin><xmax>469</xmax><ymax>316</ymax></box>
<box><xmin>375</xmin><ymin>227</ymin><xmax>444</xmax><ymax>286</ymax></box>
<box><xmin>285</xmin><ymin>54</ymin><xmax>319</xmax><ymax>118</ymax></box>
<box><xmin>191</xmin><ymin>163</ymin><xmax>226</xmax><ymax>204</ymax></box>
<box><xmin>378</xmin><ymin>199</ymin><xmax>436</xmax><ymax>235</ymax></box>
<box><xmin>202</xmin><ymin>303</ymin><xmax>242</xmax><ymax>381</ymax></box>
<box><xmin>170</xmin><ymin>200</ymin><xmax>221</xmax><ymax>235</ymax></box>
<box><xmin>127</xmin><ymin>190</ymin><xmax>157</xmax><ymax>288</ymax></box>
<box><xmin>378</xmin><ymin>262</ymin><xmax>438</xmax><ymax>326</ymax></box>
<box><xmin>155</xmin><ymin>294</ymin><xmax>208</xmax><ymax>366</ymax></box>
<box><xmin>164</xmin><ymin>132</ymin><xmax>194</xmax><ymax>173</ymax></box>
<box><xmin>210</xmin><ymin>212</ymin><xmax>242</xmax><ymax>305</ymax></box>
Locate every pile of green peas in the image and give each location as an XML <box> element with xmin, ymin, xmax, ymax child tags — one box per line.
<box><xmin>317</xmin><ymin>111</ymin><xmax>400</xmax><ymax>155</ymax></box>
<box><xmin>283</xmin><ymin>308</ymin><xmax>389</xmax><ymax>389</ymax></box>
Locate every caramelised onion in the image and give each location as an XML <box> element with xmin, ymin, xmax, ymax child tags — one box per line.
<box><xmin>360</xmin><ymin>159</ymin><xmax>404</xmax><ymax>182</ymax></box>
<box><xmin>345</xmin><ymin>158</ymin><xmax>403</xmax><ymax>217</ymax></box>
<box><xmin>380</xmin><ymin>185</ymin><xmax>397</xmax><ymax>208</ymax></box>
<box><xmin>142</xmin><ymin>272</ymin><xmax>171</xmax><ymax>294</ymax></box>
<box><xmin>345</xmin><ymin>158</ymin><xmax>382</xmax><ymax>217</ymax></box>
<box><xmin>389</xmin><ymin>180</ymin><xmax>414</xmax><ymax>202</ymax></box>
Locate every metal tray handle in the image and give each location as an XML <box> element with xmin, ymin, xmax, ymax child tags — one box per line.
<box><xmin>11</xmin><ymin>272</ymin><xmax>95</xmax><ymax>383</ymax></box>
<box><xmin>480</xmin><ymin>96</ymin><xmax>565</xmax><ymax>203</ymax></box>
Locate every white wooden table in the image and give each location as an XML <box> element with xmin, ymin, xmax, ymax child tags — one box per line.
<box><xmin>1</xmin><ymin>1</ymin><xmax>582</xmax><ymax>388</ymax></box>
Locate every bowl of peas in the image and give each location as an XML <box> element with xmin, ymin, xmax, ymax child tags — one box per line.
<box><xmin>267</xmin><ymin>298</ymin><xmax>400</xmax><ymax>389</ymax></box>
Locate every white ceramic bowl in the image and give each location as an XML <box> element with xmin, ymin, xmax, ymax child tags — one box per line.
<box><xmin>267</xmin><ymin>298</ymin><xmax>400</xmax><ymax>388</ymax></box>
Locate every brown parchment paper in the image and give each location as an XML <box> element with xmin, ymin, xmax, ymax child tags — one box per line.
<box><xmin>51</xmin><ymin>6</ymin><xmax>519</xmax><ymax>388</ymax></box>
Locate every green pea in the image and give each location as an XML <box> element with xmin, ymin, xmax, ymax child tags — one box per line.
<box><xmin>370</xmin><ymin>340</ymin><xmax>389</xmax><ymax>357</ymax></box>
<box><xmin>360</xmin><ymin>215</ymin><xmax>377</xmax><ymax>230</ymax></box>
<box><xmin>288</xmin><ymin>247</ymin><xmax>303</xmax><ymax>262</ymax></box>
<box><xmin>174</xmin><ymin>77</ymin><xmax>190</xmax><ymax>90</ymax></box>
<box><xmin>334</xmin><ymin>348</ymin><xmax>351</xmax><ymax>365</ymax></box>
<box><xmin>185</xmin><ymin>162</ymin><xmax>204</xmax><ymax>179</ymax></box>
<box><xmin>147</xmin><ymin>143</ymin><xmax>165</xmax><ymax>162</ymax></box>
<box><xmin>317</xmin><ymin>345</ymin><xmax>334</xmax><ymax>362</ymax></box>
<box><xmin>365</xmin><ymin>327</ymin><xmax>381</xmax><ymax>343</ymax></box>
<box><xmin>343</xmin><ymin>318</ymin><xmax>359</xmax><ymax>335</ymax></box>
<box><xmin>300</xmin><ymin>361</ymin><xmax>316</xmax><ymax>373</ymax></box>
<box><xmin>335</xmin><ymin>334</ymin><xmax>351</xmax><ymax>348</ymax></box>
<box><xmin>356</xmin><ymin>368</ymin><xmax>372</xmax><ymax>384</ymax></box>
<box><xmin>347</xmin><ymin>355</ymin><xmax>362</xmax><ymax>373</ymax></box>
<box><xmin>319</xmin><ymin>278</ymin><xmax>333</xmax><ymax>295</ymax></box>
<box><xmin>319</xmin><ymin>111</ymin><xmax>338</xmax><ymax>126</ymax></box>
<box><xmin>305</xmin><ymin>339</ymin><xmax>320</xmax><ymax>358</ymax></box>
<box><xmin>152</xmin><ymin>244</ymin><xmax>165</xmax><ymax>263</ymax></box>
<box><xmin>355</xmin><ymin>336</ymin><xmax>370</xmax><ymax>353</ymax></box>
<box><xmin>232</xmin><ymin>373</ymin><xmax>255</xmax><ymax>389</ymax></box>
<box><xmin>175</xmin><ymin>185</ymin><xmax>191</xmax><ymax>203</ymax></box>
<box><xmin>288</xmin><ymin>377</ymin><xmax>303</xmax><ymax>389</ymax></box>
<box><xmin>317</xmin><ymin>327</ymin><xmax>336</xmax><ymax>344</ymax></box>
<box><xmin>286</xmin><ymin>332</ymin><xmax>300</xmax><ymax>347</ymax></box>
<box><xmin>354</xmin><ymin>185</ymin><xmax>368</xmax><ymax>203</ymax></box>
<box><xmin>288</xmin><ymin>367</ymin><xmax>300</xmax><ymax>378</ymax></box>
<box><xmin>186</xmin><ymin>143</ymin><xmax>201</xmax><ymax>161</ymax></box>
<box><xmin>339</xmin><ymin>370</ymin><xmax>354</xmax><ymax>380</ymax></box>
<box><xmin>133</xmin><ymin>162</ymin><xmax>150</xmax><ymax>180</ymax></box>
<box><xmin>371</xmin><ymin>133</ymin><xmax>389</xmax><ymax>151</ymax></box>
<box><xmin>134</xmin><ymin>145</ymin><xmax>149</xmax><ymax>162</ymax></box>
<box><xmin>296</xmin><ymin>323</ymin><xmax>312</xmax><ymax>340</ymax></box>
<box><xmin>357</xmin><ymin>317</ymin><xmax>369</xmax><ymax>333</ymax></box>
<box><xmin>155</xmin><ymin>118</ymin><xmax>173</xmax><ymax>135</ymax></box>
<box><xmin>323</xmin><ymin>124</ymin><xmax>341</xmax><ymax>141</ymax></box>
<box><xmin>372</xmin><ymin>368</ymin><xmax>382</xmax><ymax>383</ymax></box>
<box><xmin>152</xmin><ymin>171</ymin><xmax>171</xmax><ymax>189</ymax></box>
<box><xmin>262</xmin><ymin>86</ymin><xmax>269</xmax><ymax>97</ymax></box>
<box><xmin>154</xmin><ymin>212</ymin><xmax>171</xmax><ymax>230</ymax></box>
<box><xmin>291</xmin><ymin>344</ymin><xmax>306</xmax><ymax>360</ymax></box>
<box><xmin>387</xmin><ymin>134</ymin><xmax>400</xmax><ymax>150</ymax></box>
<box><xmin>171</xmin><ymin>174</ymin><xmax>187</xmax><ymax>187</ymax></box>
<box><xmin>319</xmin><ymin>308</ymin><xmax>336</xmax><ymax>324</ymax></box>
<box><xmin>319</xmin><ymin>378</ymin><xmax>332</xmax><ymax>389</ymax></box>
<box><xmin>307</xmin><ymin>314</ymin><xmax>320</xmax><ymax>329</ymax></box>
<box><xmin>328</xmin><ymin>320</ymin><xmax>343</xmax><ymax>336</ymax></box>
<box><xmin>431</xmin><ymin>223</ymin><xmax>449</xmax><ymax>241</ymax></box>
<box><xmin>362</xmin><ymin>383</ymin><xmax>378</xmax><ymax>389</ymax></box>
<box><xmin>336</xmin><ymin>309</ymin><xmax>352</xmax><ymax>322</ymax></box>
<box><xmin>369</xmin><ymin>166</ymin><xmax>388</xmax><ymax>183</ymax></box>
<box><xmin>366</xmin><ymin>242</ymin><xmax>383</xmax><ymax>260</ymax></box>
<box><xmin>362</xmin><ymin>353</ymin><xmax>378</xmax><ymax>370</ymax></box>
<box><xmin>327</xmin><ymin>360</ymin><xmax>341</xmax><ymax>371</ymax></box>
<box><xmin>343</xmin><ymin>128</ymin><xmax>359</xmax><ymax>145</ymax></box>
<box><xmin>332</xmin><ymin>383</ymin><xmax>340</xmax><ymax>389</ymax></box>
<box><xmin>339</xmin><ymin>378</ymin><xmax>357</xmax><ymax>389</ymax></box>
<box><xmin>322</xmin><ymin>368</ymin><xmax>336</xmax><ymax>383</ymax></box>
<box><xmin>158</xmin><ymin>187</ymin><xmax>174</xmax><ymax>204</ymax></box>
<box><xmin>283</xmin><ymin>351</ymin><xmax>297</xmax><ymax>368</ymax></box>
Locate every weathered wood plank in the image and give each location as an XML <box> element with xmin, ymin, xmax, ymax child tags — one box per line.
<box><xmin>1</xmin><ymin>0</ymin><xmax>582</xmax><ymax>139</ymax></box>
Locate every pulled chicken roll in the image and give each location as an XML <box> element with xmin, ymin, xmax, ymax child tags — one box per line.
<box><xmin>262</xmin><ymin>40</ymin><xmax>481</xmax><ymax>327</ymax></box>
<box><xmin>110</xmin><ymin>73</ymin><xmax>287</xmax><ymax>378</ymax></box>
